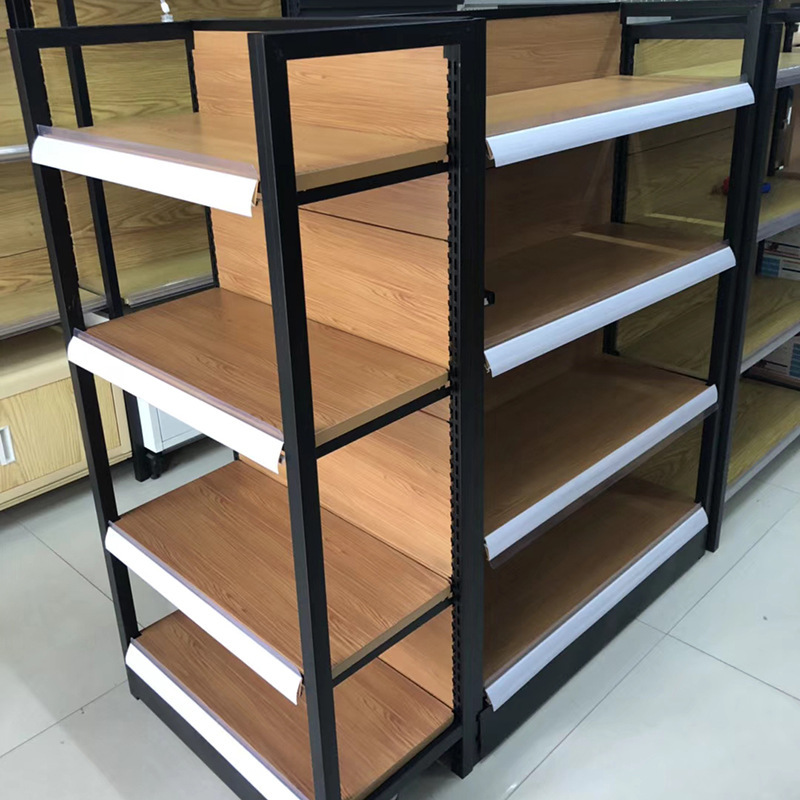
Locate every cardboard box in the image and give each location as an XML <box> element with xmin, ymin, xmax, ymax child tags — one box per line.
<box><xmin>758</xmin><ymin>334</ymin><xmax>800</xmax><ymax>380</ymax></box>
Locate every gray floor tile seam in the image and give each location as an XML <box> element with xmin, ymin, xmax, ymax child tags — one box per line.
<box><xmin>502</xmin><ymin>627</ymin><xmax>669</xmax><ymax>800</ymax></box>
<box><xmin>651</xmin><ymin>489</ymin><xmax>800</xmax><ymax>636</ymax></box>
<box><xmin>665</xmin><ymin>633</ymin><xmax>800</xmax><ymax>706</ymax></box>
<box><xmin>0</xmin><ymin>681</ymin><xmax>128</xmax><ymax>763</ymax></box>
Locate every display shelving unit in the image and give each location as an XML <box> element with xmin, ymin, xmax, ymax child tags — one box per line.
<box><xmin>10</xmin><ymin>2</ymin><xmax>764</xmax><ymax>798</ymax></box>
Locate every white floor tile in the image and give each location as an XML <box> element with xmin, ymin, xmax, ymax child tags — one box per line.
<box><xmin>513</xmin><ymin>636</ymin><xmax>800</xmax><ymax>800</ymax></box>
<box><xmin>0</xmin><ymin>520</ymin><xmax>125</xmax><ymax>756</ymax></box>
<box><xmin>671</xmin><ymin>500</ymin><xmax>800</xmax><ymax>700</ymax></box>
<box><xmin>12</xmin><ymin>440</ymin><xmax>232</xmax><ymax>629</ymax></box>
<box><xmin>638</xmin><ymin>480</ymin><xmax>800</xmax><ymax>633</ymax></box>
<box><xmin>0</xmin><ymin>683</ymin><xmax>237</xmax><ymax>800</ymax></box>
<box><xmin>756</xmin><ymin>440</ymin><xmax>800</xmax><ymax>494</ymax></box>
<box><xmin>402</xmin><ymin>621</ymin><xmax>663</xmax><ymax>800</ymax></box>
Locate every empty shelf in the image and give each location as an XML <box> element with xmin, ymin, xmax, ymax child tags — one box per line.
<box><xmin>67</xmin><ymin>288</ymin><xmax>447</xmax><ymax>473</ymax></box>
<box><xmin>484</xmin><ymin>224</ymin><xmax>731</xmax><ymax>375</ymax></box>
<box><xmin>79</xmin><ymin>250</ymin><xmax>214</xmax><ymax>308</ymax></box>
<box><xmin>30</xmin><ymin>113</ymin><xmax>447</xmax><ymax>216</ymax></box>
<box><xmin>622</xmin><ymin>276</ymin><xmax>800</xmax><ymax>378</ymax></box>
<box><xmin>129</xmin><ymin>612</ymin><xmax>453</xmax><ymax>800</ymax></box>
<box><xmin>727</xmin><ymin>378</ymin><xmax>800</xmax><ymax>496</ymax></box>
<box><xmin>777</xmin><ymin>52</ymin><xmax>800</xmax><ymax>88</ymax></box>
<box><xmin>484</xmin><ymin>478</ymin><xmax>705</xmax><ymax>709</ymax></box>
<box><xmin>484</xmin><ymin>356</ymin><xmax>715</xmax><ymax>560</ymax></box>
<box><xmin>0</xmin><ymin>285</ymin><xmax>104</xmax><ymax>340</ymax></box>
<box><xmin>107</xmin><ymin>460</ymin><xmax>448</xmax><ymax>702</ymax></box>
<box><xmin>758</xmin><ymin>176</ymin><xmax>800</xmax><ymax>242</ymax></box>
<box><xmin>485</xmin><ymin>75</ymin><xmax>753</xmax><ymax>166</ymax></box>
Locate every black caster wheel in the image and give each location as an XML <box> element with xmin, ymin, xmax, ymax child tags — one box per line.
<box><xmin>145</xmin><ymin>450</ymin><xmax>168</xmax><ymax>479</ymax></box>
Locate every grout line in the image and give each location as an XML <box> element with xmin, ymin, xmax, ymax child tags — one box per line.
<box><xmin>666</xmin><ymin>634</ymin><xmax>800</xmax><ymax>707</ymax></box>
<box><xmin>503</xmin><ymin>625</ymin><xmax>668</xmax><ymax>800</ymax></box>
<box><xmin>0</xmin><ymin>680</ymin><xmax>128</xmax><ymax>763</ymax></box>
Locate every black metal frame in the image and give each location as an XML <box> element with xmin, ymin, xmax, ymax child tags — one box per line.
<box><xmin>9</xmin><ymin>13</ymin><xmax>486</xmax><ymax>800</ymax></box>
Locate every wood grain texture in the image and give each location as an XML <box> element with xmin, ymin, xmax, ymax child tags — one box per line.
<box><xmin>0</xmin><ymin>378</ymin><xmax>109</xmax><ymax>492</ymax></box>
<box><xmin>729</xmin><ymin>378</ymin><xmax>800</xmax><ymax>487</ymax></box>
<box><xmin>32</xmin><ymin>0</ymin><xmax>280</xmax><ymax>27</ymax></box>
<box><xmin>0</xmin><ymin>285</ymin><xmax>103</xmax><ymax>340</ymax></box>
<box><xmin>485</xmin><ymin>355</ymin><xmax>710</xmax><ymax>537</ymax></box>
<box><xmin>759</xmin><ymin>176</ymin><xmax>800</xmax><ymax>237</ymax></box>
<box><xmin>486</xmin><ymin>13</ymin><xmax>621</xmax><ymax>96</ymax></box>
<box><xmin>214</xmin><ymin>207</ymin><xmax>449</xmax><ymax>366</ymax></box>
<box><xmin>249</xmin><ymin>410</ymin><xmax>452</xmax><ymax>578</ymax></box>
<box><xmin>0</xmin><ymin>327</ymin><xmax>70</xmax><ymax>398</ymax></box>
<box><xmin>620</xmin><ymin>276</ymin><xmax>800</xmax><ymax>379</ymax></box>
<box><xmin>485</xmin><ymin>223</ymin><xmax>719</xmax><ymax>351</ymax></box>
<box><xmin>484</xmin><ymin>478</ymin><xmax>698</xmax><ymax>681</ymax></box>
<box><xmin>115</xmin><ymin>460</ymin><xmax>448</xmax><ymax>678</ymax></box>
<box><xmin>633</xmin><ymin>39</ymin><xmax>743</xmax><ymax>78</ymax></box>
<box><xmin>304</xmin><ymin>174</ymin><xmax>448</xmax><ymax>240</ymax></box>
<box><xmin>194</xmin><ymin>31</ymin><xmax>447</xmax><ymax>142</ymax></box>
<box><xmin>632</xmin><ymin>426</ymin><xmax>701</xmax><ymax>499</ymax></box>
<box><xmin>486</xmin><ymin>143</ymin><xmax>614</xmax><ymax>262</ymax></box>
<box><xmin>61</xmin><ymin>174</ymin><xmax>211</xmax><ymax>303</ymax></box>
<box><xmin>1</xmin><ymin>162</ymin><xmax>51</xmax><ymax>298</ymax></box>
<box><xmin>82</xmin><ymin>288</ymin><xmax>447</xmax><ymax>447</ymax></box>
<box><xmin>486</xmin><ymin>75</ymin><xmax>740</xmax><ymax>144</ymax></box>
<box><xmin>379</xmin><ymin>608</ymin><xmax>453</xmax><ymax>708</ymax></box>
<box><xmin>138</xmin><ymin>612</ymin><xmax>453</xmax><ymax>800</ymax></box>
<box><xmin>0</xmin><ymin>37</ymin><xmax>25</xmax><ymax>147</ymax></box>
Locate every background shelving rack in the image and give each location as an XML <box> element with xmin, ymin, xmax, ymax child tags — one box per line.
<box><xmin>10</xmin><ymin>14</ymin><xmax>486</xmax><ymax>800</ymax></box>
<box><xmin>8</xmin><ymin>2</ymin><xmax>768</xmax><ymax>798</ymax></box>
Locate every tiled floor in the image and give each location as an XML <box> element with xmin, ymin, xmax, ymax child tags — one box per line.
<box><xmin>2</xmin><ymin>440</ymin><xmax>800</xmax><ymax>799</ymax></box>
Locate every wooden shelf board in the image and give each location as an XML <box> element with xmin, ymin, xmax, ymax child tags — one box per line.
<box><xmin>486</xmin><ymin>74</ymin><xmax>751</xmax><ymax>165</ymax></box>
<box><xmin>79</xmin><ymin>250</ymin><xmax>213</xmax><ymax>308</ymax></box>
<box><xmin>133</xmin><ymin>612</ymin><xmax>453</xmax><ymax>800</ymax></box>
<box><xmin>484</xmin><ymin>222</ymin><xmax>725</xmax><ymax>373</ymax></box>
<box><xmin>71</xmin><ymin>288</ymin><xmax>447</xmax><ymax>464</ymax></box>
<box><xmin>0</xmin><ymin>326</ymin><xmax>68</xmax><ymax>399</ymax></box>
<box><xmin>112</xmin><ymin>460</ymin><xmax>448</xmax><ymax>699</ymax></box>
<box><xmin>485</xmin><ymin>355</ymin><xmax>714</xmax><ymax>559</ymax></box>
<box><xmin>650</xmin><ymin>60</ymin><xmax>742</xmax><ymax>81</ymax></box>
<box><xmin>484</xmin><ymin>477</ymin><xmax>701</xmax><ymax>702</ymax></box>
<box><xmin>32</xmin><ymin>113</ymin><xmax>447</xmax><ymax>212</ymax></box>
<box><xmin>0</xmin><ymin>285</ymin><xmax>104</xmax><ymax>340</ymax></box>
<box><xmin>622</xmin><ymin>276</ymin><xmax>800</xmax><ymax>378</ymax></box>
<box><xmin>758</xmin><ymin>176</ymin><xmax>800</xmax><ymax>242</ymax></box>
<box><xmin>728</xmin><ymin>378</ymin><xmax>800</xmax><ymax>494</ymax></box>
<box><xmin>777</xmin><ymin>52</ymin><xmax>800</xmax><ymax>88</ymax></box>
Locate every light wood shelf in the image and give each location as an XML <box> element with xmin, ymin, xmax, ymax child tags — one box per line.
<box><xmin>109</xmin><ymin>459</ymin><xmax>448</xmax><ymax>702</ymax></box>
<box><xmin>621</xmin><ymin>276</ymin><xmax>800</xmax><ymax>378</ymax></box>
<box><xmin>31</xmin><ymin>112</ymin><xmax>447</xmax><ymax>214</ymax></box>
<box><xmin>484</xmin><ymin>355</ymin><xmax>715</xmax><ymax>560</ymax></box>
<box><xmin>777</xmin><ymin>52</ymin><xmax>800</xmax><ymax>88</ymax></box>
<box><xmin>728</xmin><ymin>378</ymin><xmax>800</xmax><ymax>494</ymax></box>
<box><xmin>484</xmin><ymin>477</ymin><xmax>704</xmax><ymax>709</ymax></box>
<box><xmin>484</xmin><ymin>222</ymin><xmax>728</xmax><ymax>374</ymax></box>
<box><xmin>0</xmin><ymin>284</ymin><xmax>105</xmax><ymax>340</ymax></box>
<box><xmin>485</xmin><ymin>74</ymin><xmax>752</xmax><ymax>166</ymax></box>
<box><xmin>758</xmin><ymin>175</ymin><xmax>800</xmax><ymax>242</ymax></box>
<box><xmin>67</xmin><ymin>288</ymin><xmax>447</xmax><ymax>473</ymax></box>
<box><xmin>131</xmin><ymin>612</ymin><xmax>453</xmax><ymax>800</ymax></box>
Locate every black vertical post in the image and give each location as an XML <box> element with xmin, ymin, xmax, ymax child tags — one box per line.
<box><xmin>248</xmin><ymin>33</ymin><xmax>340</xmax><ymax>800</ymax></box>
<box><xmin>704</xmin><ymin>15</ymin><xmax>782</xmax><ymax>550</ymax></box>
<box><xmin>8</xmin><ymin>29</ymin><xmax>138</xmax><ymax>653</ymax></box>
<box><xmin>448</xmin><ymin>19</ymin><xmax>486</xmax><ymax>777</ymax></box>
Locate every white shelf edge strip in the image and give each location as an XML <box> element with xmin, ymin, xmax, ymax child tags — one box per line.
<box><xmin>488</xmin><ymin>82</ymin><xmax>754</xmax><ymax>167</ymax></box>
<box><xmin>31</xmin><ymin>133</ymin><xmax>258</xmax><ymax>217</ymax></box>
<box><xmin>68</xmin><ymin>335</ymin><xmax>283</xmax><ymax>473</ymax></box>
<box><xmin>485</xmin><ymin>246</ymin><xmax>735</xmax><ymax>376</ymax></box>
<box><xmin>486</xmin><ymin>505</ymin><xmax>708</xmax><ymax>710</ymax></box>
<box><xmin>126</xmin><ymin>644</ymin><xmax>304</xmax><ymax>800</ymax></box>
<box><xmin>485</xmin><ymin>384</ymin><xmax>717</xmax><ymax>561</ymax></box>
<box><xmin>108</xmin><ymin>527</ymin><xmax>302</xmax><ymax>703</ymax></box>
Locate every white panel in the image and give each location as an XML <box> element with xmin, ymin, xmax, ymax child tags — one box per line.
<box><xmin>31</xmin><ymin>131</ymin><xmax>258</xmax><ymax>217</ymax></box>
<box><xmin>485</xmin><ymin>506</ymin><xmax>708</xmax><ymax>709</ymax></box>
<box><xmin>485</xmin><ymin>246</ymin><xmax>735</xmax><ymax>376</ymax></box>
<box><xmin>108</xmin><ymin>526</ymin><xmax>302</xmax><ymax>703</ymax></box>
<box><xmin>488</xmin><ymin>82</ymin><xmax>754</xmax><ymax>166</ymax></box>
<box><xmin>68</xmin><ymin>335</ymin><xmax>283</xmax><ymax>473</ymax></box>
<box><xmin>126</xmin><ymin>644</ymin><xmax>305</xmax><ymax>800</ymax></box>
<box><xmin>485</xmin><ymin>385</ymin><xmax>717</xmax><ymax>561</ymax></box>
